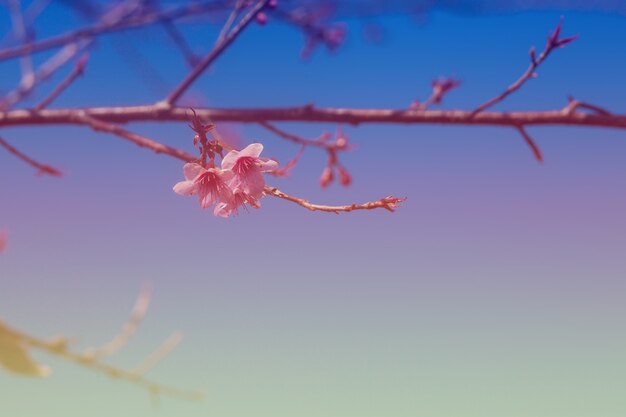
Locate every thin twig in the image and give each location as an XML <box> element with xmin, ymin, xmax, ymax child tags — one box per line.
<box><xmin>471</xmin><ymin>19</ymin><xmax>577</xmax><ymax>116</ymax></box>
<box><xmin>216</xmin><ymin>0</ymin><xmax>245</xmax><ymax>44</ymax></box>
<box><xmin>0</xmin><ymin>42</ymin><xmax>86</xmax><ymax>110</ymax></box>
<box><xmin>161</xmin><ymin>20</ymin><xmax>200</xmax><ymax>67</ymax></box>
<box><xmin>516</xmin><ymin>126</ymin><xmax>543</xmax><ymax>163</ymax></box>
<box><xmin>84</xmin><ymin>284</ymin><xmax>153</xmax><ymax>358</ymax></box>
<box><xmin>563</xmin><ymin>96</ymin><xmax>612</xmax><ymax>116</ymax></box>
<box><xmin>72</xmin><ymin>113</ymin><xmax>196</xmax><ymax>162</ymax></box>
<box><xmin>0</xmin><ymin>1</ymin><xmax>228</xmax><ymax>62</ymax></box>
<box><xmin>265</xmin><ymin>187</ymin><xmax>405</xmax><ymax>213</ymax></box>
<box><xmin>8</xmin><ymin>0</ymin><xmax>35</xmax><ymax>90</ymax></box>
<box><xmin>0</xmin><ymin>135</ymin><xmax>62</xmax><ymax>176</ymax></box>
<box><xmin>35</xmin><ymin>54</ymin><xmax>88</xmax><ymax>110</ymax></box>
<box><xmin>132</xmin><ymin>332</ymin><xmax>184</xmax><ymax>376</ymax></box>
<box><xmin>414</xmin><ymin>77</ymin><xmax>462</xmax><ymax>111</ymax></box>
<box><xmin>260</xmin><ymin>121</ymin><xmax>340</xmax><ymax>150</ymax></box>
<box><xmin>161</xmin><ymin>0</ymin><xmax>271</xmax><ymax>106</ymax></box>
<box><xmin>1</xmin><ymin>0</ymin><xmax>52</xmax><ymax>47</ymax></box>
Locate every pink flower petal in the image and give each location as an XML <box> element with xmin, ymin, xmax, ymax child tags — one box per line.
<box><xmin>199</xmin><ymin>190</ymin><xmax>217</xmax><ymax>209</ymax></box>
<box><xmin>213</xmin><ymin>202</ymin><xmax>233</xmax><ymax>218</ymax></box>
<box><xmin>213</xmin><ymin>192</ymin><xmax>261</xmax><ymax>218</ymax></box>
<box><xmin>238</xmin><ymin>143</ymin><xmax>264</xmax><ymax>158</ymax></box>
<box><xmin>258</xmin><ymin>158</ymin><xmax>278</xmax><ymax>172</ymax></box>
<box><xmin>218</xmin><ymin>184</ymin><xmax>234</xmax><ymax>206</ymax></box>
<box><xmin>243</xmin><ymin>170</ymin><xmax>266</xmax><ymax>198</ymax></box>
<box><xmin>183</xmin><ymin>163</ymin><xmax>205</xmax><ymax>180</ymax></box>
<box><xmin>173</xmin><ymin>180</ymin><xmax>197</xmax><ymax>196</ymax></box>
<box><xmin>219</xmin><ymin>169</ymin><xmax>235</xmax><ymax>182</ymax></box>
<box><xmin>220</xmin><ymin>150</ymin><xmax>240</xmax><ymax>170</ymax></box>
<box><xmin>221</xmin><ymin>144</ymin><xmax>265</xmax><ymax>170</ymax></box>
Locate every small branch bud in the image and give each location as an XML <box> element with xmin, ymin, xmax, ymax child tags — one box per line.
<box><xmin>319</xmin><ymin>166</ymin><xmax>334</xmax><ymax>188</ymax></box>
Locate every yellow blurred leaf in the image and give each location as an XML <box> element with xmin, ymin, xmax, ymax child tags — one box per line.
<box><xmin>0</xmin><ymin>325</ymin><xmax>51</xmax><ymax>378</ymax></box>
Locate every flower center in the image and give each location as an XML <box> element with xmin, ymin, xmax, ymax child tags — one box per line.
<box><xmin>233</xmin><ymin>156</ymin><xmax>257</xmax><ymax>176</ymax></box>
<box><xmin>196</xmin><ymin>170</ymin><xmax>220</xmax><ymax>192</ymax></box>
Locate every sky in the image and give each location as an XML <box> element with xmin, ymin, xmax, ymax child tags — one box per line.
<box><xmin>1</xmin><ymin>2</ymin><xmax>626</xmax><ymax>417</ymax></box>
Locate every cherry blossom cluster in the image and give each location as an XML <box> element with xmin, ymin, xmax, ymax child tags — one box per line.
<box><xmin>173</xmin><ymin>113</ymin><xmax>277</xmax><ymax>217</ymax></box>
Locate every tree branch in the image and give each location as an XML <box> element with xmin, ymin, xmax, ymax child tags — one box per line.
<box><xmin>471</xmin><ymin>18</ymin><xmax>577</xmax><ymax>116</ymax></box>
<box><xmin>0</xmin><ymin>135</ymin><xmax>62</xmax><ymax>176</ymax></box>
<box><xmin>161</xmin><ymin>0</ymin><xmax>271</xmax><ymax>106</ymax></box>
<box><xmin>2</xmin><ymin>105</ymin><xmax>625</xmax><ymax>128</ymax></box>
<box><xmin>84</xmin><ymin>284</ymin><xmax>152</xmax><ymax>359</ymax></box>
<box><xmin>0</xmin><ymin>1</ymin><xmax>228</xmax><ymax>62</ymax></box>
<box><xmin>34</xmin><ymin>54</ymin><xmax>88</xmax><ymax>110</ymax></box>
<box><xmin>0</xmin><ymin>42</ymin><xmax>85</xmax><ymax>110</ymax></box>
<box><xmin>72</xmin><ymin>113</ymin><xmax>196</xmax><ymax>162</ymax></box>
<box><xmin>516</xmin><ymin>125</ymin><xmax>543</xmax><ymax>163</ymax></box>
<box><xmin>260</xmin><ymin>121</ymin><xmax>339</xmax><ymax>150</ymax></box>
<box><xmin>265</xmin><ymin>187</ymin><xmax>405</xmax><ymax>213</ymax></box>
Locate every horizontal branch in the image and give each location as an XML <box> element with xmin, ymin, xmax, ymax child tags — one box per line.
<box><xmin>2</xmin><ymin>105</ymin><xmax>626</xmax><ymax>129</ymax></box>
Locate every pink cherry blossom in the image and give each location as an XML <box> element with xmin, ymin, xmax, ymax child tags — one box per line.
<box><xmin>173</xmin><ymin>162</ymin><xmax>234</xmax><ymax>209</ymax></box>
<box><xmin>221</xmin><ymin>143</ymin><xmax>277</xmax><ymax>199</ymax></box>
<box><xmin>213</xmin><ymin>191</ymin><xmax>261</xmax><ymax>218</ymax></box>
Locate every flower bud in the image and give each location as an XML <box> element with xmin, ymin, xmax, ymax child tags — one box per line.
<box><xmin>319</xmin><ymin>167</ymin><xmax>334</xmax><ymax>188</ymax></box>
<box><xmin>338</xmin><ymin>166</ymin><xmax>352</xmax><ymax>187</ymax></box>
<box><xmin>256</xmin><ymin>12</ymin><xmax>268</xmax><ymax>25</ymax></box>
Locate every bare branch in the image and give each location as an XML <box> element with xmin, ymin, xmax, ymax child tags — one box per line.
<box><xmin>563</xmin><ymin>96</ymin><xmax>612</xmax><ymax>116</ymax></box>
<box><xmin>35</xmin><ymin>54</ymin><xmax>88</xmax><ymax>110</ymax></box>
<box><xmin>260</xmin><ymin>122</ymin><xmax>352</xmax><ymax>187</ymax></box>
<box><xmin>516</xmin><ymin>126</ymin><xmax>543</xmax><ymax>163</ymax></box>
<box><xmin>260</xmin><ymin>121</ymin><xmax>340</xmax><ymax>151</ymax></box>
<box><xmin>216</xmin><ymin>0</ymin><xmax>246</xmax><ymax>44</ymax></box>
<box><xmin>1</xmin><ymin>0</ymin><xmax>52</xmax><ymax>47</ymax></box>
<box><xmin>471</xmin><ymin>18</ymin><xmax>578</xmax><ymax>116</ymax></box>
<box><xmin>0</xmin><ymin>1</ymin><xmax>227</xmax><ymax>62</ymax></box>
<box><xmin>270</xmin><ymin>145</ymin><xmax>305</xmax><ymax>177</ymax></box>
<box><xmin>84</xmin><ymin>284</ymin><xmax>153</xmax><ymax>358</ymax></box>
<box><xmin>131</xmin><ymin>331</ymin><xmax>184</xmax><ymax>376</ymax></box>
<box><xmin>0</xmin><ymin>135</ymin><xmax>62</xmax><ymax>176</ymax></box>
<box><xmin>72</xmin><ymin>113</ymin><xmax>195</xmax><ymax>162</ymax></box>
<box><xmin>413</xmin><ymin>77</ymin><xmax>462</xmax><ymax>111</ymax></box>
<box><xmin>272</xmin><ymin>7</ymin><xmax>347</xmax><ymax>59</ymax></box>
<box><xmin>8</xmin><ymin>0</ymin><xmax>35</xmax><ymax>89</ymax></box>
<box><xmin>1</xmin><ymin>42</ymin><xmax>85</xmax><ymax>110</ymax></box>
<box><xmin>2</xmin><ymin>105</ymin><xmax>625</xmax><ymax>129</ymax></box>
<box><xmin>160</xmin><ymin>20</ymin><xmax>201</xmax><ymax>67</ymax></box>
<box><xmin>161</xmin><ymin>0</ymin><xmax>271</xmax><ymax>106</ymax></box>
<box><xmin>266</xmin><ymin>187</ymin><xmax>405</xmax><ymax>213</ymax></box>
